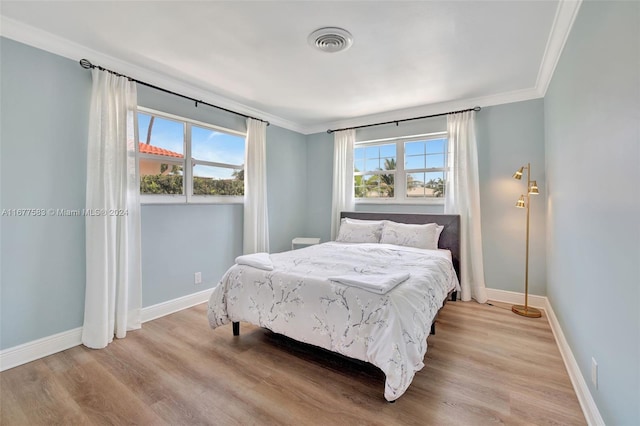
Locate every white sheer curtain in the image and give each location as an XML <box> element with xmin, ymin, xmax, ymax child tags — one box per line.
<box><xmin>444</xmin><ymin>111</ymin><xmax>488</xmax><ymax>303</ymax></box>
<box><xmin>82</xmin><ymin>69</ymin><xmax>142</xmax><ymax>349</ymax></box>
<box><xmin>330</xmin><ymin>129</ymin><xmax>356</xmax><ymax>240</ymax></box>
<box><xmin>243</xmin><ymin>118</ymin><xmax>269</xmax><ymax>254</ymax></box>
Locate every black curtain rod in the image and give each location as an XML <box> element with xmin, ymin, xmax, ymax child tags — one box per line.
<box><xmin>79</xmin><ymin>59</ymin><xmax>270</xmax><ymax>126</ymax></box>
<box><xmin>326</xmin><ymin>106</ymin><xmax>481</xmax><ymax>134</ymax></box>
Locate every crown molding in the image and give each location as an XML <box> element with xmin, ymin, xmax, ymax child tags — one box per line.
<box><xmin>535</xmin><ymin>0</ymin><xmax>583</xmax><ymax>96</ymax></box>
<box><xmin>0</xmin><ymin>15</ymin><xmax>306</xmax><ymax>134</ymax></box>
<box><xmin>305</xmin><ymin>87</ymin><xmax>542</xmax><ymax>135</ymax></box>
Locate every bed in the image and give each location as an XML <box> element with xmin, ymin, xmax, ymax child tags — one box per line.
<box><xmin>207</xmin><ymin>212</ymin><xmax>461</xmax><ymax>401</ymax></box>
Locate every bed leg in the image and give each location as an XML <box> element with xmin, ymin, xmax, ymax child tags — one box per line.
<box><xmin>232</xmin><ymin>322</ymin><xmax>239</xmax><ymax>336</ymax></box>
<box><xmin>451</xmin><ymin>291</ymin><xmax>457</xmax><ymax>302</ymax></box>
<box><xmin>430</xmin><ymin>323</ymin><xmax>436</xmax><ymax>335</ymax></box>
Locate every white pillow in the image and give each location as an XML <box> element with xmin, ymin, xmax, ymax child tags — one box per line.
<box><xmin>380</xmin><ymin>221</ymin><xmax>439</xmax><ymax>250</ymax></box>
<box><xmin>343</xmin><ymin>217</ymin><xmax>385</xmax><ymax>238</ymax></box>
<box><xmin>342</xmin><ymin>217</ymin><xmax>385</xmax><ymax>226</ymax></box>
<box><xmin>435</xmin><ymin>225</ymin><xmax>444</xmax><ymax>247</ymax></box>
<box><xmin>336</xmin><ymin>221</ymin><xmax>382</xmax><ymax>243</ymax></box>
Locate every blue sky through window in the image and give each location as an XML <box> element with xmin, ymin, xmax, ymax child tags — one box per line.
<box><xmin>138</xmin><ymin>112</ymin><xmax>245</xmax><ymax>179</ymax></box>
<box><xmin>138</xmin><ymin>113</ymin><xmax>184</xmax><ymax>154</ymax></box>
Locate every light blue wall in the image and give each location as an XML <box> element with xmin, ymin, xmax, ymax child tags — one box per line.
<box><xmin>140</xmin><ymin>204</ymin><xmax>243</xmax><ymax>306</ymax></box>
<box><xmin>305</xmin><ymin>132</ymin><xmax>334</xmax><ymax>243</ymax></box>
<box><xmin>476</xmin><ymin>99</ymin><xmax>546</xmax><ymax>295</ymax></box>
<box><xmin>266</xmin><ymin>125</ymin><xmax>308</xmax><ymax>252</ymax></box>
<box><xmin>305</xmin><ymin>100</ymin><xmax>547</xmax><ymax>296</ymax></box>
<box><xmin>0</xmin><ymin>38</ymin><xmax>91</xmax><ymax>349</ymax></box>
<box><xmin>544</xmin><ymin>1</ymin><xmax>640</xmax><ymax>424</ymax></box>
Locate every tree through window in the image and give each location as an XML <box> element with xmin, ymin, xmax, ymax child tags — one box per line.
<box><xmin>354</xmin><ymin>134</ymin><xmax>448</xmax><ymax>202</ymax></box>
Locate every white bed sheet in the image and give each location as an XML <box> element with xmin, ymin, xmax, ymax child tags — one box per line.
<box><xmin>207</xmin><ymin>242</ymin><xmax>460</xmax><ymax>401</ymax></box>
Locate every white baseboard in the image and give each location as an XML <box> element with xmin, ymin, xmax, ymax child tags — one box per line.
<box><xmin>140</xmin><ymin>287</ymin><xmax>213</xmax><ymax>323</ymax></box>
<box><xmin>0</xmin><ymin>288</ymin><xmax>214</xmax><ymax>372</ymax></box>
<box><xmin>485</xmin><ymin>287</ymin><xmax>547</xmax><ymax>308</ymax></box>
<box><xmin>544</xmin><ymin>299</ymin><xmax>605</xmax><ymax>426</ymax></box>
<box><xmin>485</xmin><ymin>287</ymin><xmax>604</xmax><ymax>426</ymax></box>
<box><xmin>0</xmin><ymin>327</ymin><xmax>83</xmax><ymax>372</ymax></box>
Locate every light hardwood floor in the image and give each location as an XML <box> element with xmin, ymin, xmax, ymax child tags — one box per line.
<box><xmin>0</xmin><ymin>301</ymin><xmax>585</xmax><ymax>425</ymax></box>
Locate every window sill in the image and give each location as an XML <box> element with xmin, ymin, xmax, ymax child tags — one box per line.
<box><xmin>355</xmin><ymin>198</ymin><xmax>444</xmax><ymax>206</ymax></box>
<box><xmin>140</xmin><ymin>195</ymin><xmax>244</xmax><ymax>205</ymax></box>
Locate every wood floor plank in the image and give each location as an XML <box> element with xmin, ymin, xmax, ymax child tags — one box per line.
<box><xmin>0</xmin><ymin>359</ymin><xmax>92</xmax><ymax>425</ymax></box>
<box><xmin>0</xmin><ymin>300</ymin><xmax>586</xmax><ymax>425</ymax></box>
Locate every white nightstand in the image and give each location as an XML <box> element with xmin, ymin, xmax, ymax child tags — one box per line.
<box><xmin>291</xmin><ymin>237</ymin><xmax>321</xmax><ymax>250</ymax></box>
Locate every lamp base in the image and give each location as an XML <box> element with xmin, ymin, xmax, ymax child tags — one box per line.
<box><xmin>511</xmin><ymin>304</ymin><xmax>542</xmax><ymax>318</ymax></box>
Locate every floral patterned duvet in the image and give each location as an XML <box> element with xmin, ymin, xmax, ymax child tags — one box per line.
<box><xmin>207</xmin><ymin>242</ymin><xmax>460</xmax><ymax>401</ymax></box>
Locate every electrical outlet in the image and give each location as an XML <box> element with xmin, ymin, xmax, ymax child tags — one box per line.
<box><xmin>591</xmin><ymin>357</ymin><xmax>598</xmax><ymax>389</ymax></box>
<box><xmin>194</xmin><ymin>272</ymin><xmax>202</xmax><ymax>285</ymax></box>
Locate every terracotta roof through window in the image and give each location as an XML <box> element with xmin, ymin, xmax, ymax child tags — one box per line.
<box><xmin>138</xmin><ymin>142</ymin><xmax>183</xmax><ymax>158</ymax></box>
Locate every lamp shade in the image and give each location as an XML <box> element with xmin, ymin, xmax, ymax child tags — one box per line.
<box><xmin>516</xmin><ymin>195</ymin><xmax>525</xmax><ymax>208</ymax></box>
<box><xmin>513</xmin><ymin>167</ymin><xmax>524</xmax><ymax>180</ymax></box>
<box><xmin>529</xmin><ymin>181</ymin><xmax>539</xmax><ymax>195</ymax></box>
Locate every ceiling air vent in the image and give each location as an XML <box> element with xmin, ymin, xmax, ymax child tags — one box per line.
<box><xmin>308</xmin><ymin>27</ymin><xmax>353</xmax><ymax>53</ymax></box>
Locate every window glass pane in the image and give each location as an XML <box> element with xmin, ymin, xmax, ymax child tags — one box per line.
<box><xmin>354</xmin><ymin>158</ymin><xmax>365</xmax><ymax>172</ymax></box>
<box><xmin>139</xmin><ymin>158</ymin><xmax>184</xmax><ymax>194</ymax></box>
<box><xmin>379</xmin><ymin>144</ymin><xmax>396</xmax><ymax>158</ymax></box>
<box><xmin>362</xmin><ymin>144</ymin><xmax>396</xmax><ymax>172</ymax></box>
<box><xmin>138</xmin><ymin>113</ymin><xmax>184</xmax><ymax>156</ymax></box>
<box><xmin>405</xmin><ymin>141</ymin><xmax>424</xmax><ymax>156</ymax></box>
<box><xmin>381</xmin><ymin>157</ymin><xmax>396</xmax><ymax>171</ymax></box>
<box><xmin>426</xmin><ymin>138</ymin><xmax>446</xmax><ymax>154</ymax></box>
<box><xmin>365</xmin><ymin>174</ymin><xmax>381</xmax><ymax>198</ymax></box>
<box><xmin>354</xmin><ymin>175</ymin><xmax>366</xmax><ymax>198</ymax></box>
<box><xmin>378</xmin><ymin>172</ymin><xmax>395</xmax><ymax>197</ymax></box>
<box><xmin>426</xmin><ymin>153</ymin><xmax>445</xmax><ymax>168</ymax></box>
<box><xmin>138</xmin><ymin>113</ymin><xmax>185</xmax><ymax>196</ymax></box>
<box><xmin>365</xmin><ymin>146</ymin><xmax>379</xmax><ymax>160</ymax></box>
<box><xmin>406</xmin><ymin>172</ymin><xmax>425</xmax><ymax>198</ymax></box>
<box><xmin>354</xmin><ymin>147</ymin><xmax>365</xmax><ymax>160</ymax></box>
<box><xmin>192</xmin><ymin>126</ymin><xmax>244</xmax><ymax>165</ymax></box>
<box><xmin>360</xmin><ymin>173</ymin><xmax>394</xmax><ymax>198</ymax></box>
<box><xmin>424</xmin><ymin>171</ymin><xmax>445</xmax><ymax>197</ymax></box>
<box><xmin>405</xmin><ymin>155</ymin><xmax>425</xmax><ymax>170</ymax></box>
<box><xmin>406</xmin><ymin>171</ymin><xmax>446</xmax><ymax>198</ymax></box>
<box><xmin>193</xmin><ymin>164</ymin><xmax>244</xmax><ymax>196</ymax></box>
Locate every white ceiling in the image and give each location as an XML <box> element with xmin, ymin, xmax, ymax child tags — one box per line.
<box><xmin>0</xmin><ymin>1</ymin><xmax>579</xmax><ymax>134</ymax></box>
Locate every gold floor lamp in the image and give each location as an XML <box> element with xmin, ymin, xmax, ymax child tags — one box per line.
<box><xmin>512</xmin><ymin>163</ymin><xmax>542</xmax><ymax>318</ymax></box>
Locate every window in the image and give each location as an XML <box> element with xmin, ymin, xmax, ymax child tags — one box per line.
<box><xmin>137</xmin><ymin>108</ymin><xmax>245</xmax><ymax>203</ymax></box>
<box><xmin>354</xmin><ymin>132</ymin><xmax>448</xmax><ymax>203</ymax></box>
<box><xmin>354</xmin><ymin>143</ymin><xmax>396</xmax><ymax>198</ymax></box>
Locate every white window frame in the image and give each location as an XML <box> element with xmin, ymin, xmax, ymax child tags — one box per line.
<box><xmin>137</xmin><ymin>107</ymin><xmax>246</xmax><ymax>205</ymax></box>
<box><xmin>354</xmin><ymin>131</ymin><xmax>448</xmax><ymax>205</ymax></box>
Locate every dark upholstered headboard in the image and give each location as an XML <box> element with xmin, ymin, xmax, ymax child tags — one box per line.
<box><xmin>340</xmin><ymin>211</ymin><xmax>461</xmax><ymax>282</ymax></box>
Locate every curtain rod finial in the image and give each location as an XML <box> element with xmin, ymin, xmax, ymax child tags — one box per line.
<box><xmin>473</xmin><ymin>106</ymin><xmax>481</xmax><ymax>111</ymax></box>
<box><xmin>79</xmin><ymin>59</ymin><xmax>93</xmax><ymax>69</ymax></box>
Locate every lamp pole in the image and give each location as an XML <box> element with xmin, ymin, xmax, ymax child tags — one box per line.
<box><xmin>512</xmin><ymin>162</ymin><xmax>541</xmax><ymax>318</ymax></box>
<box><xmin>524</xmin><ymin>163</ymin><xmax>531</xmax><ymax>311</ymax></box>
